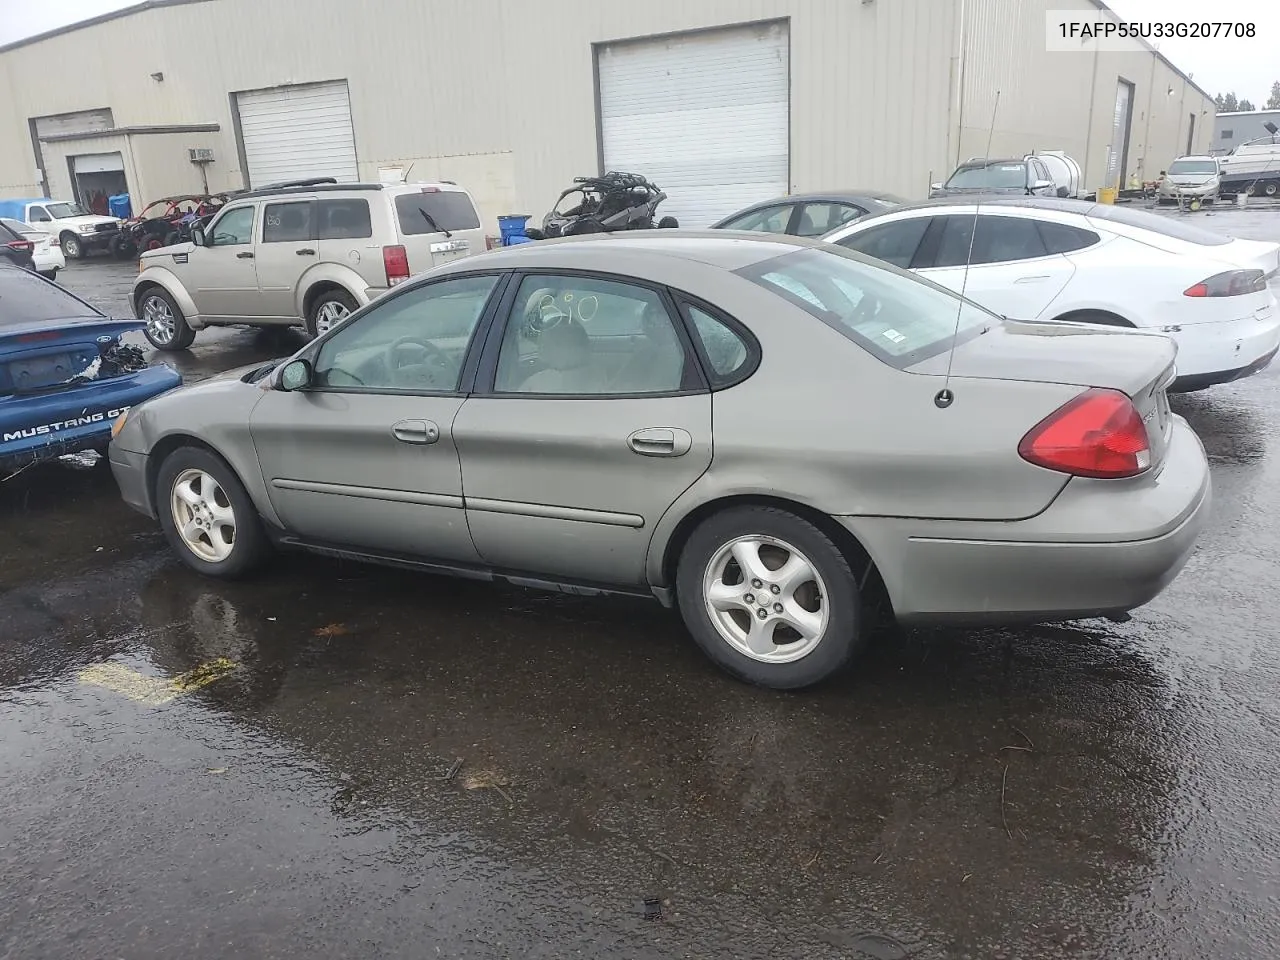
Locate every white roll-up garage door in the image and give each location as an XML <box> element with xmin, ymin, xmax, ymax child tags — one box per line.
<box><xmin>235</xmin><ymin>80</ymin><xmax>359</xmax><ymax>188</ymax></box>
<box><xmin>73</xmin><ymin>152</ymin><xmax>125</xmax><ymax>174</ymax></box>
<box><xmin>597</xmin><ymin>22</ymin><xmax>789</xmax><ymax>228</ymax></box>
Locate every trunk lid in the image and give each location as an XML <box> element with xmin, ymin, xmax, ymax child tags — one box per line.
<box><xmin>914</xmin><ymin>319</ymin><xmax>1177</xmax><ymax>467</ymax></box>
<box><xmin>0</xmin><ymin>319</ymin><xmax>142</xmax><ymax>395</ymax></box>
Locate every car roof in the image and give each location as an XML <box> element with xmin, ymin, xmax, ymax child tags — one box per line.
<box><xmin>841</xmin><ymin>195</ymin><xmax>1105</xmax><ymax>223</ymax></box>
<box><xmin>437</xmin><ymin>229</ymin><xmax>817</xmax><ymax>273</ymax></box>
<box><xmin>711</xmin><ymin>191</ymin><xmax>904</xmax><ymax>226</ymax></box>
<box><xmin>955</xmin><ymin>158</ymin><xmax>1026</xmax><ymax>168</ymax></box>
<box><xmin>230</xmin><ymin>180</ymin><xmax>467</xmax><ymax>202</ymax></box>
<box><xmin>1170</xmin><ymin>155</ymin><xmax>1217</xmax><ymax>162</ymax></box>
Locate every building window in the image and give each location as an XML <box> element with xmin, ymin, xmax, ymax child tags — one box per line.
<box><xmin>1222</xmin><ymin>129</ymin><xmax>1234</xmax><ymax>139</ymax></box>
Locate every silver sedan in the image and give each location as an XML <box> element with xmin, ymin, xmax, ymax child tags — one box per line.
<box><xmin>107</xmin><ymin>232</ymin><xmax>1211</xmax><ymax>689</ymax></box>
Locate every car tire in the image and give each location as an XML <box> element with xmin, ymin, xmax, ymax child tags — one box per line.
<box><xmin>138</xmin><ymin>286</ymin><xmax>196</xmax><ymax>351</ymax></box>
<box><xmin>60</xmin><ymin>233</ymin><xmax>82</xmax><ymax>259</ymax></box>
<box><xmin>658</xmin><ymin>216</ymin><xmax>679</xmax><ymax>229</ymax></box>
<box><xmin>307</xmin><ymin>288</ymin><xmax>359</xmax><ymax>338</ymax></box>
<box><xmin>675</xmin><ymin>506</ymin><xmax>865</xmax><ymax>690</ymax></box>
<box><xmin>156</xmin><ymin>446</ymin><xmax>271</xmax><ymax>579</ymax></box>
<box><xmin>39</xmin><ymin>269</ymin><xmax>57</xmax><ymax>281</ymax></box>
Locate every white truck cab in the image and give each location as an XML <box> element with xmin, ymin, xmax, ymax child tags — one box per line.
<box><xmin>0</xmin><ymin>198</ymin><xmax>123</xmax><ymax>259</ymax></box>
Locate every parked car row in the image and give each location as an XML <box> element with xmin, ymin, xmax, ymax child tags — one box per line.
<box><xmin>1</xmin><ymin>217</ymin><xmax>66</xmax><ymax>278</ymax></box>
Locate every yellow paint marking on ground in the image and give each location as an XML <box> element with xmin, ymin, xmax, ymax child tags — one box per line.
<box><xmin>78</xmin><ymin>658</ymin><xmax>237</xmax><ymax>706</ymax></box>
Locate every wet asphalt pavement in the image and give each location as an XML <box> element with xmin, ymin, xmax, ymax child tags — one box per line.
<box><xmin>3</xmin><ymin>208</ymin><xmax>1280</xmax><ymax>959</ymax></box>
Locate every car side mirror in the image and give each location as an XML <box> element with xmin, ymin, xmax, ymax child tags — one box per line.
<box><xmin>1056</xmin><ymin>185</ymin><xmax>1070</xmax><ymax>198</ymax></box>
<box><xmin>930</xmin><ymin>182</ymin><xmax>942</xmax><ymax>191</ymax></box>
<box><xmin>191</xmin><ymin>226</ymin><xmax>206</xmax><ymax>246</ymax></box>
<box><xmin>1159</xmin><ymin>171</ymin><xmax>1167</xmax><ymax>177</ymax></box>
<box><xmin>278</xmin><ymin>358</ymin><xmax>313</xmax><ymax>391</ymax></box>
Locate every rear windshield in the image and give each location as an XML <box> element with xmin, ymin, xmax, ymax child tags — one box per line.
<box><xmin>0</xmin><ymin>265</ymin><xmax>103</xmax><ymax>325</ymax></box>
<box><xmin>1084</xmin><ymin>203</ymin><xmax>1231</xmax><ymax>245</ymax></box>
<box><xmin>736</xmin><ymin>248</ymin><xmax>994</xmax><ymax>368</ymax></box>
<box><xmin>945</xmin><ymin>163</ymin><xmax>1027</xmax><ymax>189</ymax></box>
<box><xmin>394</xmin><ymin>190</ymin><xmax>480</xmax><ymax>235</ymax></box>
<box><xmin>1167</xmin><ymin>160</ymin><xmax>1217</xmax><ymax>175</ymax></box>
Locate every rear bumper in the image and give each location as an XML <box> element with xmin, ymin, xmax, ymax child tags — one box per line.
<box><xmin>108</xmin><ymin>445</ymin><xmax>154</xmax><ymax>518</ymax></box>
<box><xmin>1167</xmin><ymin>309</ymin><xmax>1280</xmax><ymax>384</ymax></box>
<box><xmin>0</xmin><ymin>365</ymin><xmax>181</xmax><ymax>471</ymax></box>
<box><xmin>840</xmin><ymin>417</ymin><xmax>1211</xmax><ymax>624</ymax></box>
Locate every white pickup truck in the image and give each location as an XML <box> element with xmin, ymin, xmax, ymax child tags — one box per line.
<box><xmin>0</xmin><ymin>198</ymin><xmax>122</xmax><ymax>259</ymax></box>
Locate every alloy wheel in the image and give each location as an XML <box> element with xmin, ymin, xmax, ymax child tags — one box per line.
<box><xmin>315</xmin><ymin>300</ymin><xmax>350</xmax><ymax>335</ymax></box>
<box><xmin>702</xmin><ymin>535</ymin><xmax>830</xmax><ymax>663</ymax></box>
<box><xmin>170</xmin><ymin>468</ymin><xmax>237</xmax><ymax>562</ymax></box>
<box><xmin>143</xmin><ymin>295</ymin><xmax>175</xmax><ymax>345</ymax></box>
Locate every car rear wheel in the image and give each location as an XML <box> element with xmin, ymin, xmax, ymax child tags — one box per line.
<box><xmin>38</xmin><ymin>269</ymin><xmax>57</xmax><ymax>281</ymax></box>
<box><xmin>307</xmin><ymin>288</ymin><xmax>358</xmax><ymax>337</ymax></box>
<box><xmin>140</xmin><ymin>287</ymin><xmax>196</xmax><ymax>351</ymax></box>
<box><xmin>676</xmin><ymin>506</ymin><xmax>864</xmax><ymax>689</ymax></box>
<box><xmin>156</xmin><ymin>447</ymin><xmax>271</xmax><ymax>579</ymax></box>
<box><xmin>60</xmin><ymin>233</ymin><xmax>82</xmax><ymax>259</ymax></box>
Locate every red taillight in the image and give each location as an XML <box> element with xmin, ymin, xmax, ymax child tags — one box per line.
<box><xmin>1018</xmin><ymin>388</ymin><xmax>1151</xmax><ymax>479</ymax></box>
<box><xmin>6</xmin><ymin>240</ymin><xmax>34</xmax><ymax>253</ymax></box>
<box><xmin>17</xmin><ymin>331</ymin><xmax>61</xmax><ymax>343</ymax></box>
<box><xmin>383</xmin><ymin>244</ymin><xmax>409</xmax><ymax>286</ymax></box>
<box><xmin>1183</xmin><ymin>269</ymin><xmax>1266</xmax><ymax>297</ymax></box>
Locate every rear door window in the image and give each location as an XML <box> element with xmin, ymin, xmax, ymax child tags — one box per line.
<box><xmin>931</xmin><ymin>215</ymin><xmax>1049</xmax><ymax>266</ymax></box>
<box><xmin>394</xmin><ymin>191</ymin><xmax>481</xmax><ymax>235</ymax></box>
<box><xmin>719</xmin><ymin>205</ymin><xmax>795</xmax><ymax>233</ymax></box>
<box><xmin>833</xmin><ymin>218</ymin><xmax>930</xmax><ymax>268</ymax></box>
<box><xmin>796</xmin><ymin>202</ymin><xmax>866</xmax><ymax>237</ymax></box>
<box><xmin>317</xmin><ymin>199</ymin><xmax>373</xmax><ymax>239</ymax></box>
<box><xmin>262</xmin><ymin>201</ymin><xmax>314</xmax><ymax>242</ymax></box>
<box><xmin>0</xmin><ymin>266</ymin><xmax>103</xmax><ymax>325</ymax></box>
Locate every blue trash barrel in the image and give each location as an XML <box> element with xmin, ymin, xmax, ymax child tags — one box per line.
<box><xmin>108</xmin><ymin>194</ymin><xmax>132</xmax><ymax>219</ymax></box>
<box><xmin>497</xmin><ymin>214</ymin><xmax>532</xmax><ymax>245</ymax></box>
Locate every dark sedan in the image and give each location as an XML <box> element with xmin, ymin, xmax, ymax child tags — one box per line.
<box><xmin>711</xmin><ymin>191</ymin><xmax>905</xmax><ymax>237</ymax></box>
<box><xmin>1</xmin><ymin>220</ymin><xmax>35</xmax><ymax>272</ymax></box>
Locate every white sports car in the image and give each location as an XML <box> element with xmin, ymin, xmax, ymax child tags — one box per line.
<box><xmin>823</xmin><ymin>197</ymin><xmax>1280</xmax><ymax>391</ymax></box>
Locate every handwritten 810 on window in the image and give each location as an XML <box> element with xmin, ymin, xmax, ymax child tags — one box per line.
<box><xmin>1060</xmin><ymin>21</ymin><xmax>1256</xmax><ymax>39</ymax></box>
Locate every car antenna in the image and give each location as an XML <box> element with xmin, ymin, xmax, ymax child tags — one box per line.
<box><xmin>985</xmin><ymin>90</ymin><xmax>1000</xmax><ymax>159</ymax></box>
<box><xmin>935</xmin><ymin>201</ymin><xmax>981</xmax><ymax>410</ymax></box>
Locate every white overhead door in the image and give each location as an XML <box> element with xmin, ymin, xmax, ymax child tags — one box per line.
<box><xmin>73</xmin><ymin>152</ymin><xmax>124</xmax><ymax>174</ymax></box>
<box><xmin>235</xmin><ymin>81</ymin><xmax>359</xmax><ymax>188</ymax></box>
<box><xmin>597</xmin><ymin>22</ymin><xmax>790</xmax><ymax>228</ymax></box>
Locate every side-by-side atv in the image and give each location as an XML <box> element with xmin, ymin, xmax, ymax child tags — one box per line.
<box><xmin>111</xmin><ymin>194</ymin><xmax>231</xmax><ymax>258</ymax></box>
<box><xmin>527</xmin><ymin>172</ymin><xmax>678</xmax><ymax>239</ymax></box>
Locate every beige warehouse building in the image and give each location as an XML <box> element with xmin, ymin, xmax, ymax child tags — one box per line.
<box><xmin>0</xmin><ymin>0</ymin><xmax>1214</xmax><ymax>229</ymax></box>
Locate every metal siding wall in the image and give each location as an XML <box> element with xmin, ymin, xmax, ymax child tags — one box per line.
<box><xmin>0</xmin><ymin>0</ymin><xmax>956</xmax><ymax>221</ymax></box>
<box><xmin>957</xmin><ymin>0</ymin><xmax>1217</xmax><ymax>190</ymax></box>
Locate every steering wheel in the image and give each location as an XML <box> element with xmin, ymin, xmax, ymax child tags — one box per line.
<box><xmin>384</xmin><ymin>336</ymin><xmax>451</xmax><ymax>385</ymax></box>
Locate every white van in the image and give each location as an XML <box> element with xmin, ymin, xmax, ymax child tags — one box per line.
<box><xmin>131</xmin><ymin>178</ymin><xmax>487</xmax><ymax>350</ymax></box>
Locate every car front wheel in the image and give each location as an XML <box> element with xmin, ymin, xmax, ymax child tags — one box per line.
<box><xmin>139</xmin><ymin>287</ymin><xmax>196</xmax><ymax>350</ymax></box>
<box><xmin>676</xmin><ymin>506</ymin><xmax>865</xmax><ymax>689</ymax></box>
<box><xmin>60</xmin><ymin>233</ymin><xmax>82</xmax><ymax>259</ymax></box>
<box><xmin>156</xmin><ymin>447</ymin><xmax>271</xmax><ymax>579</ymax></box>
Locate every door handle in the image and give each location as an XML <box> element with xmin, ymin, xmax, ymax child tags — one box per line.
<box><xmin>391</xmin><ymin>419</ymin><xmax>440</xmax><ymax>444</ymax></box>
<box><xmin>1014</xmin><ymin>275</ymin><xmax>1049</xmax><ymax>284</ymax></box>
<box><xmin>296</xmin><ymin>248</ymin><xmax>316</xmax><ymax>256</ymax></box>
<box><xmin>236</xmin><ymin>251</ymin><xmax>254</xmax><ymax>259</ymax></box>
<box><xmin>627</xmin><ymin>427</ymin><xmax>692</xmax><ymax>457</ymax></box>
